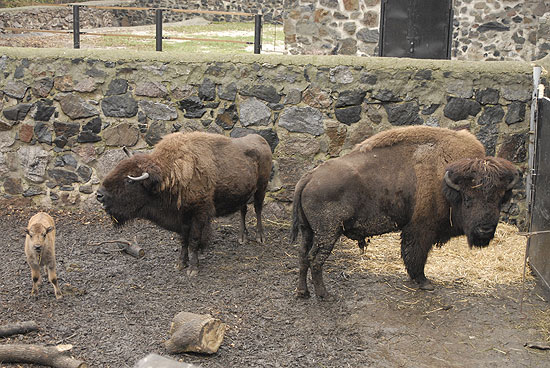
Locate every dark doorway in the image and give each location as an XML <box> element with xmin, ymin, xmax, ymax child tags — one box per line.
<box><xmin>379</xmin><ymin>0</ymin><xmax>453</xmax><ymax>59</ymax></box>
<box><xmin>528</xmin><ymin>96</ymin><xmax>550</xmax><ymax>293</ymax></box>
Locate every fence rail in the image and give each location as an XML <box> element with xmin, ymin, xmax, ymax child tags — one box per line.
<box><xmin>4</xmin><ymin>4</ymin><xmax>263</xmax><ymax>53</ymax></box>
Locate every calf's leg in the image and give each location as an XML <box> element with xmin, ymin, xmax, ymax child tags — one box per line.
<box><xmin>29</xmin><ymin>264</ymin><xmax>41</xmax><ymax>295</ymax></box>
<box><xmin>47</xmin><ymin>265</ymin><xmax>62</xmax><ymax>299</ymax></box>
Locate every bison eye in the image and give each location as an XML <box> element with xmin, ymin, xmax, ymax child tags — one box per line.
<box><xmin>462</xmin><ymin>194</ymin><xmax>472</xmax><ymax>207</ymax></box>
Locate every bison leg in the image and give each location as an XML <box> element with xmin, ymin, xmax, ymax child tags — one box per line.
<box><xmin>309</xmin><ymin>232</ymin><xmax>339</xmax><ymax>299</ymax></box>
<box><xmin>254</xmin><ymin>190</ymin><xmax>266</xmax><ymax>244</ymax></box>
<box><xmin>297</xmin><ymin>227</ymin><xmax>313</xmax><ymax>298</ymax></box>
<box><xmin>178</xmin><ymin>226</ymin><xmax>191</xmax><ymax>271</ymax></box>
<box><xmin>29</xmin><ymin>264</ymin><xmax>41</xmax><ymax>296</ymax></box>
<box><xmin>187</xmin><ymin>215</ymin><xmax>210</xmax><ymax>277</ymax></box>
<box><xmin>46</xmin><ymin>265</ymin><xmax>62</xmax><ymax>299</ymax></box>
<box><xmin>238</xmin><ymin>205</ymin><xmax>248</xmax><ymax>245</ymax></box>
<box><xmin>400</xmin><ymin>227</ymin><xmax>434</xmax><ymax>291</ymax></box>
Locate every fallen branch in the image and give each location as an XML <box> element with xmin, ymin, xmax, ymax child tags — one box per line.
<box><xmin>525</xmin><ymin>342</ymin><xmax>550</xmax><ymax>350</ymax></box>
<box><xmin>0</xmin><ymin>344</ymin><xmax>87</xmax><ymax>368</ymax></box>
<box><xmin>0</xmin><ymin>321</ymin><xmax>39</xmax><ymax>338</ymax></box>
<box><xmin>89</xmin><ymin>238</ymin><xmax>144</xmax><ymax>258</ymax></box>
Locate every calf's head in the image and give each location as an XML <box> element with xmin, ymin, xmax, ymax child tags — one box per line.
<box><xmin>96</xmin><ymin>153</ymin><xmax>161</xmax><ymax>226</ymax></box>
<box><xmin>25</xmin><ymin>223</ymin><xmax>54</xmax><ymax>254</ymax></box>
<box><xmin>442</xmin><ymin>157</ymin><xmax>520</xmax><ymax>247</ymax></box>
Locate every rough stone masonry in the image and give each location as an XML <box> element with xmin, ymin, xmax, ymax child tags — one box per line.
<box><xmin>0</xmin><ymin>47</ymin><xmax>542</xmax><ymax>227</ymax></box>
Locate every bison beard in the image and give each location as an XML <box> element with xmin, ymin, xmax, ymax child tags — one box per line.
<box><xmin>291</xmin><ymin>126</ymin><xmax>520</xmax><ymax>299</ymax></box>
<box><xmin>97</xmin><ymin>131</ymin><xmax>272</xmax><ymax>276</ymax></box>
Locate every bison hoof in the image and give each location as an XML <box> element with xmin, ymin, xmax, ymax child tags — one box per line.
<box><xmin>256</xmin><ymin>234</ymin><xmax>264</xmax><ymax>244</ymax></box>
<box><xmin>296</xmin><ymin>289</ymin><xmax>311</xmax><ymax>299</ymax></box>
<box><xmin>187</xmin><ymin>268</ymin><xmax>199</xmax><ymax>277</ymax></box>
<box><xmin>417</xmin><ymin>279</ymin><xmax>435</xmax><ymax>291</ymax></box>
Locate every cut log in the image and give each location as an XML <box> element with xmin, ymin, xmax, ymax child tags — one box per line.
<box><xmin>0</xmin><ymin>344</ymin><xmax>87</xmax><ymax>368</ymax></box>
<box><xmin>0</xmin><ymin>321</ymin><xmax>39</xmax><ymax>338</ymax></box>
<box><xmin>89</xmin><ymin>238</ymin><xmax>145</xmax><ymax>258</ymax></box>
<box><xmin>165</xmin><ymin>312</ymin><xmax>226</xmax><ymax>354</ymax></box>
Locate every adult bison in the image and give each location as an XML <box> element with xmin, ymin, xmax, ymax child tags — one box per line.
<box><xmin>96</xmin><ymin>131</ymin><xmax>272</xmax><ymax>276</ymax></box>
<box><xmin>291</xmin><ymin>126</ymin><xmax>520</xmax><ymax>298</ymax></box>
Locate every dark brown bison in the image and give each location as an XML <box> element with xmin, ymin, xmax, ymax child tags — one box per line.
<box><xmin>97</xmin><ymin>131</ymin><xmax>272</xmax><ymax>276</ymax></box>
<box><xmin>291</xmin><ymin>126</ymin><xmax>520</xmax><ymax>298</ymax></box>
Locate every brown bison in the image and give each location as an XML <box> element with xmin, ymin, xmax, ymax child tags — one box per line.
<box><xmin>25</xmin><ymin>212</ymin><xmax>62</xmax><ymax>299</ymax></box>
<box><xmin>96</xmin><ymin>131</ymin><xmax>272</xmax><ymax>276</ymax></box>
<box><xmin>291</xmin><ymin>126</ymin><xmax>520</xmax><ymax>298</ymax></box>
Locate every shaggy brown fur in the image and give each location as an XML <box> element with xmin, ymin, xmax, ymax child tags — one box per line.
<box><xmin>291</xmin><ymin>126</ymin><xmax>519</xmax><ymax>299</ymax></box>
<box><xmin>97</xmin><ymin>131</ymin><xmax>272</xmax><ymax>276</ymax></box>
<box><xmin>24</xmin><ymin>212</ymin><xmax>62</xmax><ymax>299</ymax></box>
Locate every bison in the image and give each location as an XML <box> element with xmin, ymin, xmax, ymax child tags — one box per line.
<box><xmin>291</xmin><ymin>126</ymin><xmax>520</xmax><ymax>298</ymax></box>
<box><xmin>25</xmin><ymin>212</ymin><xmax>62</xmax><ymax>299</ymax></box>
<box><xmin>96</xmin><ymin>131</ymin><xmax>272</xmax><ymax>276</ymax></box>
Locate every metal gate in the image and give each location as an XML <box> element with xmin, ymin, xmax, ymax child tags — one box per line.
<box><xmin>379</xmin><ymin>0</ymin><xmax>453</xmax><ymax>59</ymax></box>
<box><xmin>528</xmin><ymin>68</ymin><xmax>550</xmax><ymax>292</ymax></box>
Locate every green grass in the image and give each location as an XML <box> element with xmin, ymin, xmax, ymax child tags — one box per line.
<box><xmin>92</xmin><ymin>22</ymin><xmax>284</xmax><ymax>54</ymax></box>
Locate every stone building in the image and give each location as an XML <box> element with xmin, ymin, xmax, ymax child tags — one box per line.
<box><xmin>283</xmin><ymin>0</ymin><xmax>550</xmax><ymax>61</ymax></box>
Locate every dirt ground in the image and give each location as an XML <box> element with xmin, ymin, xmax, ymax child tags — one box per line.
<box><xmin>0</xmin><ymin>198</ymin><xmax>549</xmax><ymax>368</ymax></box>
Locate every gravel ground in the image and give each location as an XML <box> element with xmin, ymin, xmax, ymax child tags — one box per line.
<box><xmin>1</xmin><ymin>198</ymin><xmax>549</xmax><ymax>368</ymax></box>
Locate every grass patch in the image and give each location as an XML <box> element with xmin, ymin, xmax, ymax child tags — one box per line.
<box><xmin>89</xmin><ymin>22</ymin><xmax>284</xmax><ymax>54</ymax></box>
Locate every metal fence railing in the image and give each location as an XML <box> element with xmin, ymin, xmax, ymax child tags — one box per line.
<box><xmin>4</xmin><ymin>4</ymin><xmax>263</xmax><ymax>53</ymax></box>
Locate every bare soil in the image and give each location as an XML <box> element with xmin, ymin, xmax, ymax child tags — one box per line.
<box><xmin>1</xmin><ymin>198</ymin><xmax>549</xmax><ymax>368</ymax></box>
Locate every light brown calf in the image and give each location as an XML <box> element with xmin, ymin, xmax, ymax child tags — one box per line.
<box><xmin>24</xmin><ymin>212</ymin><xmax>62</xmax><ymax>299</ymax></box>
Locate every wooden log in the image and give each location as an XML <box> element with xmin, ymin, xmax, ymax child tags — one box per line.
<box><xmin>0</xmin><ymin>321</ymin><xmax>39</xmax><ymax>338</ymax></box>
<box><xmin>0</xmin><ymin>344</ymin><xmax>88</xmax><ymax>368</ymax></box>
<box><xmin>89</xmin><ymin>238</ymin><xmax>145</xmax><ymax>258</ymax></box>
<box><xmin>165</xmin><ymin>312</ymin><xmax>226</xmax><ymax>354</ymax></box>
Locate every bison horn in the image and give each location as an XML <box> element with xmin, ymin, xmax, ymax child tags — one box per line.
<box><xmin>444</xmin><ymin>171</ymin><xmax>461</xmax><ymax>191</ymax></box>
<box><xmin>506</xmin><ymin>171</ymin><xmax>520</xmax><ymax>191</ymax></box>
<box><xmin>127</xmin><ymin>172</ymin><xmax>150</xmax><ymax>181</ymax></box>
<box><xmin>122</xmin><ymin>146</ymin><xmax>133</xmax><ymax>157</ymax></box>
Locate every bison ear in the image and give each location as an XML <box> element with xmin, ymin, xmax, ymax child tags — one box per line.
<box><xmin>442</xmin><ymin>171</ymin><xmax>461</xmax><ymax>205</ymax></box>
<box><xmin>24</xmin><ymin>227</ymin><xmax>30</xmax><ymax>235</ymax></box>
<box><xmin>46</xmin><ymin>226</ymin><xmax>54</xmax><ymax>234</ymax></box>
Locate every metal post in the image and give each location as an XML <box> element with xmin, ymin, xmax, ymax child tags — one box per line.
<box><xmin>155</xmin><ymin>9</ymin><xmax>163</xmax><ymax>52</ymax></box>
<box><xmin>254</xmin><ymin>14</ymin><xmax>262</xmax><ymax>54</ymax></box>
<box><xmin>73</xmin><ymin>5</ymin><xmax>80</xmax><ymax>49</ymax></box>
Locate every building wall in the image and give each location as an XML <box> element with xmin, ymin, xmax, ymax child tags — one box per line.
<box><xmin>283</xmin><ymin>0</ymin><xmax>550</xmax><ymax>61</ymax></box>
<box><xmin>0</xmin><ymin>47</ymin><xmax>537</xmax><ymax>227</ymax></box>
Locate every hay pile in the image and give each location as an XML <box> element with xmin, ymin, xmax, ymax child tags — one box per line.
<box><xmin>336</xmin><ymin>222</ymin><xmax>531</xmax><ymax>293</ymax></box>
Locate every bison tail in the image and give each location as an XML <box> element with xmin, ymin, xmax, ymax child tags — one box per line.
<box><xmin>290</xmin><ymin>175</ymin><xmax>310</xmax><ymax>243</ymax></box>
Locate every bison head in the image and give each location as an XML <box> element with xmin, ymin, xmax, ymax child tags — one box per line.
<box><xmin>442</xmin><ymin>157</ymin><xmax>520</xmax><ymax>247</ymax></box>
<box><xmin>96</xmin><ymin>153</ymin><xmax>161</xmax><ymax>226</ymax></box>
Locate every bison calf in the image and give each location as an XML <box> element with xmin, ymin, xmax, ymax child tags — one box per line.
<box><xmin>24</xmin><ymin>212</ymin><xmax>62</xmax><ymax>299</ymax></box>
<box><xmin>96</xmin><ymin>131</ymin><xmax>272</xmax><ymax>276</ymax></box>
<box><xmin>291</xmin><ymin>126</ymin><xmax>520</xmax><ymax>299</ymax></box>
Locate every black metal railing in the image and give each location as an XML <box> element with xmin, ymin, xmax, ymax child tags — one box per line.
<box><xmin>5</xmin><ymin>3</ymin><xmax>263</xmax><ymax>54</ymax></box>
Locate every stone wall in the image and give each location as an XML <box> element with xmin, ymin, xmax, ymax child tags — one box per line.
<box><xmin>0</xmin><ymin>47</ymin><xmax>540</xmax><ymax>226</ymax></box>
<box><xmin>283</xmin><ymin>0</ymin><xmax>550</xmax><ymax>61</ymax></box>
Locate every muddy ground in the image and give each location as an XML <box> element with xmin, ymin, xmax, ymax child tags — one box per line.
<box><xmin>1</xmin><ymin>198</ymin><xmax>549</xmax><ymax>368</ymax></box>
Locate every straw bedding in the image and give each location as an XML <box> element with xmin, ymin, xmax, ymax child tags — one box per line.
<box><xmin>335</xmin><ymin>222</ymin><xmax>532</xmax><ymax>293</ymax></box>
